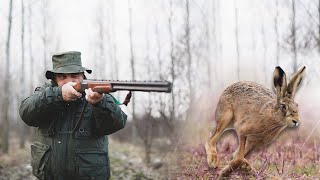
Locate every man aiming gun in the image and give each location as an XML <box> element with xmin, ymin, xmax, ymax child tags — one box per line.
<box><xmin>19</xmin><ymin>51</ymin><xmax>171</xmax><ymax>180</ymax></box>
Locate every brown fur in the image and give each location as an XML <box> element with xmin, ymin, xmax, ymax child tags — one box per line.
<box><xmin>205</xmin><ymin>66</ymin><xmax>305</xmax><ymax>179</ymax></box>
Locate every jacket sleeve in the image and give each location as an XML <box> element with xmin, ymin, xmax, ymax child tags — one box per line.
<box><xmin>92</xmin><ymin>94</ymin><xmax>127</xmax><ymax>135</ymax></box>
<box><xmin>19</xmin><ymin>84</ymin><xmax>64</xmax><ymax>127</ymax></box>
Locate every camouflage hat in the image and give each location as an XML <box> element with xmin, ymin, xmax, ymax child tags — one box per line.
<box><xmin>45</xmin><ymin>51</ymin><xmax>92</xmax><ymax>79</ymax></box>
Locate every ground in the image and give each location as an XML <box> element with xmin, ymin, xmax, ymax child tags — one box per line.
<box><xmin>2</xmin><ymin>127</ymin><xmax>318</xmax><ymax>179</ymax></box>
<box><xmin>174</xmin><ymin>130</ymin><xmax>320</xmax><ymax>179</ymax></box>
<box><xmin>0</xmin><ymin>137</ymin><xmax>175</xmax><ymax>180</ymax></box>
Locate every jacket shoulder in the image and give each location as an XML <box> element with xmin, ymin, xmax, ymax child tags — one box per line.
<box><xmin>34</xmin><ymin>81</ymin><xmax>55</xmax><ymax>92</ymax></box>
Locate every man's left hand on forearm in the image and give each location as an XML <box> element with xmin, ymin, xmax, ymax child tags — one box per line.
<box><xmin>85</xmin><ymin>88</ymin><xmax>103</xmax><ymax>104</ymax></box>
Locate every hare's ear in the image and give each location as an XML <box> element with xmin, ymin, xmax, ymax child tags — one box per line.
<box><xmin>273</xmin><ymin>66</ymin><xmax>287</xmax><ymax>105</ymax></box>
<box><xmin>286</xmin><ymin>66</ymin><xmax>306</xmax><ymax>99</ymax></box>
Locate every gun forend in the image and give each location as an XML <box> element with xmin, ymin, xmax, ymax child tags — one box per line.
<box><xmin>73</xmin><ymin>80</ymin><xmax>172</xmax><ymax>93</ymax></box>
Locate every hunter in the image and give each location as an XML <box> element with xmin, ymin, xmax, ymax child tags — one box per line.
<box><xmin>19</xmin><ymin>51</ymin><xmax>127</xmax><ymax>179</ymax></box>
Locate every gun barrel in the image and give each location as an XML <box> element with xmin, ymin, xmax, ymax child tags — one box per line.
<box><xmin>80</xmin><ymin>80</ymin><xmax>172</xmax><ymax>93</ymax></box>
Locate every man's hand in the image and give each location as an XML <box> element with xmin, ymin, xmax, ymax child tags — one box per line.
<box><xmin>62</xmin><ymin>82</ymin><xmax>82</xmax><ymax>101</ymax></box>
<box><xmin>85</xmin><ymin>88</ymin><xmax>103</xmax><ymax>104</ymax></box>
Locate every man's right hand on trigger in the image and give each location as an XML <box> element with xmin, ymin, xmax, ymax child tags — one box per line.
<box><xmin>62</xmin><ymin>82</ymin><xmax>82</xmax><ymax>101</ymax></box>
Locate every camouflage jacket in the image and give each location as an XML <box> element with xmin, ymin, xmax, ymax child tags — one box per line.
<box><xmin>19</xmin><ymin>82</ymin><xmax>127</xmax><ymax>180</ymax></box>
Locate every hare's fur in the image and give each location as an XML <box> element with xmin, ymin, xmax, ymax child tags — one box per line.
<box><xmin>205</xmin><ymin>66</ymin><xmax>305</xmax><ymax>179</ymax></box>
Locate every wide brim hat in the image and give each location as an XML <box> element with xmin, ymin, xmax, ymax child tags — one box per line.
<box><xmin>45</xmin><ymin>51</ymin><xmax>92</xmax><ymax>79</ymax></box>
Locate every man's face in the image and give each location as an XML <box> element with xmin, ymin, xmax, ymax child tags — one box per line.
<box><xmin>55</xmin><ymin>73</ymin><xmax>84</xmax><ymax>87</ymax></box>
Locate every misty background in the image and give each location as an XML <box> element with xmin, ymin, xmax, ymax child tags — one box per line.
<box><xmin>1</xmin><ymin>0</ymin><xmax>320</xmax><ymax>179</ymax></box>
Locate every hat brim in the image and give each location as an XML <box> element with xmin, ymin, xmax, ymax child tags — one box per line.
<box><xmin>45</xmin><ymin>65</ymin><xmax>92</xmax><ymax>79</ymax></box>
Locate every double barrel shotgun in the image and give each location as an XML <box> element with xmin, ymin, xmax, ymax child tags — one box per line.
<box><xmin>73</xmin><ymin>79</ymin><xmax>172</xmax><ymax>106</ymax></box>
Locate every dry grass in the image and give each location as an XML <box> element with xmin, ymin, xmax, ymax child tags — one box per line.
<box><xmin>0</xmin><ymin>135</ymin><xmax>35</xmax><ymax>180</ymax></box>
<box><xmin>0</xmin><ymin>135</ymin><xmax>175</xmax><ymax>180</ymax></box>
<box><xmin>174</xmin><ymin>123</ymin><xmax>320</xmax><ymax>179</ymax></box>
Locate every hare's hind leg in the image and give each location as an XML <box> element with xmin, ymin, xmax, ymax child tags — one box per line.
<box><xmin>219</xmin><ymin>136</ymin><xmax>255</xmax><ymax>179</ymax></box>
<box><xmin>205</xmin><ymin>107</ymin><xmax>233</xmax><ymax>168</ymax></box>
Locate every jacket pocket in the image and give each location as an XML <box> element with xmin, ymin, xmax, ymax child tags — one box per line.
<box><xmin>76</xmin><ymin>150</ymin><xmax>109</xmax><ymax>178</ymax></box>
<box><xmin>31</xmin><ymin>142</ymin><xmax>50</xmax><ymax>180</ymax></box>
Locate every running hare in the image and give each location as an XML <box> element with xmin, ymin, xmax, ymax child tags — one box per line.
<box><xmin>205</xmin><ymin>66</ymin><xmax>305</xmax><ymax>178</ymax></box>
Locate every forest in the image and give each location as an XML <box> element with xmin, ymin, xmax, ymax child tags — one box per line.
<box><xmin>1</xmin><ymin>0</ymin><xmax>320</xmax><ymax>179</ymax></box>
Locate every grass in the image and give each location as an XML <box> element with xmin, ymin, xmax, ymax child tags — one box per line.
<box><xmin>0</xmin><ymin>136</ymin><xmax>174</xmax><ymax>180</ymax></box>
<box><xmin>174</xmin><ymin>127</ymin><xmax>320</xmax><ymax>179</ymax></box>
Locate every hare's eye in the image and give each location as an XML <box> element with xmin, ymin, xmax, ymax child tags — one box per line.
<box><xmin>280</xmin><ymin>104</ymin><xmax>287</xmax><ymax>111</ymax></box>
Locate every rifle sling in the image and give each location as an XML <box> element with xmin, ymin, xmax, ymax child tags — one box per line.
<box><xmin>57</xmin><ymin>100</ymin><xmax>88</xmax><ymax>135</ymax></box>
<box><xmin>122</xmin><ymin>91</ymin><xmax>132</xmax><ymax>106</ymax></box>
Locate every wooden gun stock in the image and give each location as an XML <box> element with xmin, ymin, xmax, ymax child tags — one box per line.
<box><xmin>73</xmin><ymin>81</ymin><xmax>113</xmax><ymax>93</ymax></box>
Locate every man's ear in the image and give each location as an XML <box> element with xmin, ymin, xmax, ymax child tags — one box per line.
<box><xmin>52</xmin><ymin>74</ymin><xmax>58</xmax><ymax>85</ymax></box>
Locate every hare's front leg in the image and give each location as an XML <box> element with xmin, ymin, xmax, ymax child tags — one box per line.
<box><xmin>205</xmin><ymin>108</ymin><xmax>233</xmax><ymax>168</ymax></box>
<box><xmin>232</xmin><ymin>139</ymin><xmax>257</xmax><ymax>159</ymax></box>
<box><xmin>218</xmin><ymin>136</ymin><xmax>252</xmax><ymax>179</ymax></box>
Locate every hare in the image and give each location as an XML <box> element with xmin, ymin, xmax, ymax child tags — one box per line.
<box><xmin>205</xmin><ymin>66</ymin><xmax>305</xmax><ymax>178</ymax></box>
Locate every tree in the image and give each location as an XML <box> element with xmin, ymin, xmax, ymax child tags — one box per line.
<box><xmin>234</xmin><ymin>0</ymin><xmax>240</xmax><ymax>81</ymax></box>
<box><xmin>2</xmin><ymin>0</ymin><xmax>13</xmax><ymax>153</ymax></box>
<box><xmin>290</xmin><ymin>0</ymin><xmax>298</xmax><ymax>71</ymax></box>
<box><xmin>261</xmin><ymin>23</ymin><xmax>268</xmax><ymax>83</ymax></box>
<box><xmin>28</xmin><ymin>1</ymin><xmax>35</xmax><ymax>94</ymax></box>
<box><xmin>137</xmin><ymin>24</ymin><xmax>154</xmax><ymax>164</ymax></box>
<box><xmin>168</xmin><ymin>0</ymin><xmax>176</xmax><ymax>123</ymax></box>
<box><xmin>128</xmin><ymin>0</ymin><xmax>137</xmax><ymax>141</ymax></box>
<box><xmin>19</xmin><ymin>0</ymin><xmax>26</xmax><ymax>149</ymax></box>
<box><xmin>95</xmin><ymin>1</ymin><xmax>107</xmax><ymax>79</ymax></box>
<box><xmin>41</xmin><ymin>0</ymin><xmax>49</xmax><ymax>70</ymax></box>
<box><xmin>185</xmin><ymin>0</ymin><xmax>193</xmax><ymax>104</ymax></box>
<box><xmin>274</xmin><ymin>0</ymin><xmax>280</xmax><ymax>65</ymax></box>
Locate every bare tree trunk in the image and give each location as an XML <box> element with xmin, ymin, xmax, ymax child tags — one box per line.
<box><xmin>19</xmin><ymin>0</ymin><xmax>26</xmax><ymax>149</ymax></box>
<box><xmin>156</xmin><ymin>0</ymin><xmax>175</xmax><ymax>141</ymax></box>
<box><xmin>261</xmin><ymin>24</ymin><xmax>268</xmax><ymax>84</ymax></box>
<box><xmin>216</xmin><ymin>0</ymin><xmax>224</xmax><ymax>88</ymax></box>
<box><xmin>275</xmin><ymin>0</ymin><xmax>280</xmax><ymax>65</ymax></box>
<box><xmin>250</xmin><ymin>2</ymin><xmax>257</xmax><ymax>82</ymax></box>
<box><xmin>204</xmin><ymin>1</ymin><xmax>212</xmax><ymax>90</ymax></box>
<box><xmin>112</xmin><ymin>44</ymin><xmax>119</xmax><ymax>80</ymax></box>
<box><xmin>109</xmin><ymin>1</ymin><xmax>120</xmax><ymax>98</ymax></box>
<box><xmin>28</xmin><ymin>1</ymin><xmax>37</xmax><ymax>141</ymax></box>
<box><xmin>144</xmin><ymin>24</ymin><xmax>153</xmax><ymax>165</ymax></box>
<box><xmin>2</xmin><ymin>0</ymin><xmax>13</xmax><ymax>154</ymax></box>
<box><xmin>42</xmin><ymin>1</ymin><xmax>48</xmax><ymax>70</ymax></box>
<box><xmin>185</xmin><ymin>0</ymin><xmax>193</xmax><ymax>104</ymax></box>
<box><xmin>97</xmin><ymin>2</ymin><xmax>106</xmax><ymax>79</ymax></box>
<box><xmin>234</xmin><ymin>0</ymin><xmax>240</xmax><ymax>81</ymax></box>
<box><xmin>318</xmin><ymin>0</ymin><xmax>320</xmax><ymax>53</ymax></box>
<box><xmin>156</xmin><ymin>16</ymin><xmax>172</xmax><ymax>146</ymax></box>
<box><xmin>155</xmin><ymin>23</ymin><xmax>163</xmax><ymax>80</ymax></box>
<box><xmin>109</xmin><ymin>1</ymin><xmax>118</xmax><ymax>78</ymax></box>
<box><xmin>128</xmin><ymin>0</ymin><xmax>137</xmax><ymax>140</ymax></box>
<box><xmin>112</xmin><ymin>36</ymin><xmax>119</xmax><ymax>97</ymax></box>
<box><xmin>211</xmin><ymin>0</ymin><xmax>218</xmax><ymax>90</ymax></box>
<box><xmin>98</xmin><ymin>21</ymin><xmax>104</xmax><ymax>79</ymax></box>
<box><xmin>291</xmin><ymin>0</ymin><xmax>298</xmax><ymax>71</ymax></box>
<box><xmin>28</xmin><ymin>2</ymin><xmax>34</xmax><ymax>94</ymax></box>
<box><xmin>168</xmin><ymin>0</ymin><xmax>176</xmax><ymax>124</ymax></box>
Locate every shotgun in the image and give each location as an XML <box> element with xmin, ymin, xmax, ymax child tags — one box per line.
<box><xmin>73</xmin><ymin>80</ymin><xmax>172</xmax><ymax>105</ymax></box>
